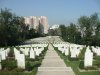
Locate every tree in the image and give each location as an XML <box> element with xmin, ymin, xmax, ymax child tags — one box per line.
<box><xmin>78</xmin><ymin>13</ymin><xmax>100</xmax><ymax>46</ymax></box>
<box><xmin>59</xmin><ymin>25</ymin><xmax>67</xmax><ymax>41</ymax></box>
<box><xmin>65</xmin><ymin>23</ymin><xmax>81</xmax><ymax>43</ymax></box>
<box><xmin>49</xmin><ymin>28</ymin><xmax>61</xmax><ymax>36</ymax></box>
<box><xmin>0</xmin><ymin>8</ymin><xmax>28</xmax><ymax>46</ymax></box>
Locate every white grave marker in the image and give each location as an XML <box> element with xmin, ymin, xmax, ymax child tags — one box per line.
<box><xmin>30</xmin><ymin>47</ymin><xmax>35</xmax><ymax>59</ymax></box>
<box><xmin>84</xmin><ymin>47</ymin><xmax>93</xmax><ymax>67</ymax></box>
<box><xmin>17</xmin><ymin>54</ymin><xmax>25</xmax><ymax>69</ymax></box>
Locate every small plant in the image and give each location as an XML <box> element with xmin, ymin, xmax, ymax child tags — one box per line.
<box><xmin>8</xmin><ymin>47</ymin><xmax>14</xmax><ymax>57</ymax></box>
<box><xmin>79</xmin><ymin>61</ymin><xmax>84</xmax><ymax>69</ymax></box>
<box><xmin>14</xmin><ymin>68</ymin><xmax>24</xmax><ymax>72</ymax></box>
<box><xmin>78</xmin><ymin>47</ymin><xmax>86</xmax><ymax>60</ymax></box>
<box><xmin>26</xmin><ymin>61</ymin><xmax>33</xmax><ymax>71</ymax></box>
<box><xmin>1</xmin><ymin>60</ymin><xmax>17</xmax><ymax>71</ymax></box>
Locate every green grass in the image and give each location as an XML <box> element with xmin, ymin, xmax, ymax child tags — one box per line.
<box><xmin>54</xmin><ymin>47</ymin><xmax>100</xmax><ymax>75</ymax></box>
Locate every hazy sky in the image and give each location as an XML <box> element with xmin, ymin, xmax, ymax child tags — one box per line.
<box><xmin>0</xmin><ymin>0</ymin><xmax>100</xmax><ymax>25</ymax></box>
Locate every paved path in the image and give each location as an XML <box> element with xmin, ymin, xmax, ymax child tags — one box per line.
<box><xmin>36</xmin><ymin>44</ymin><xmax>75</xmax><ymax>75</ymax></box>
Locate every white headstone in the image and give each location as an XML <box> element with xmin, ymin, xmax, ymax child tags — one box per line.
<box><xmin>70</xmin><ymin>50</ymin><xmax>76</xmax><ymax>58</ymax></box>
<box><xmin>65</xmin><ymin>47</ymin><xmax>69</xmax><ymax>56</ymax></box>
<box><xmin>0</xmin><ymin>63</ymin><xmax>2</xmax><ymax>70</ymax></box>
<box><xmin>70</xmin><ymin>46</ymin><xmax>77</xmax><ymax>58</ymax></box>
<box><xmin>61</xmin><ymin>46</ymin><xmax>65</xmax><ymax>54</ymax></box>
<box><xmin>0</xmin><ymin>50</ymin><xmax>6</xmax><ymax>60</ymax></box>
<box><xmin>84</xmin><ymin>47</ymin><xmax>93</xmax><ymax>67</ymax></box>
<box><xmin>30</xmin><ymin>47</ymin><xmax>35</xmax><ymax>59</ymax></box>
<box><xmin>34</xmin><ymin>47</ymin><xmax>39</xmax><ymax>56</ymax></box>
<box><xmin>5</xmin><ymin>48</ymin><xmax>10</xmax><ymax>57</ymax></box>
<box><xmin>14</xmin><ymin>48</ymin><xmax>20</xmax><ymax>60</ymax></box>
<box><xmin>0</xmin><ymin>55</ymin><xmax>1</xmax><ymax>62</ymax></box>
<box><xmin>20</xmin><ymin>48</ymin><xmax>29</xmax><ymax>56</ymax></box>
<box><xmin>0</xmin><ymin>55</ymin><xmax>1</xmax><ymax>70</ymax></box>
<box><xmin>17</xmin><ymin>54</ymin><xmax>25</xmax><ymax>69</ymax></box>
<box><xmin>96</xmin><ymin>48</ymin><xmax>100</xmax><ymax>56</ymax></box>
<box><xmin>24</xmin><ymin>47</ymin><xmax>29</xmax><ymax>56</ymax></box>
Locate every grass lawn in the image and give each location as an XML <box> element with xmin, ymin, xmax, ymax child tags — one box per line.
<box><xmin>54</xmin><ymin>47</ymin><xmax>100</xmax><ymax>75</ymax></box>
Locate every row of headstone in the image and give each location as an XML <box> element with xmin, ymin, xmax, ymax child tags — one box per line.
<box><xmin>0</xmin><ymin>37</ymin><xmax>48</xmax><ymax>70</ymax></box>
<box><xmin>20</xmin><ymin>48</ymin><xmax>29</xmax><ymax>56</ymax></box>
<box><xmin>52</xmin><ymin>36</ymin><xmax>95</xmax><ymax>68</ymax></box>
<box><xmin>53</xmin><ymin>43</ymin><xmax>84</xmax><ymax>58</ymax></box>
<box><xmin>0</xmin><ymin>48</ymin><xmax>4</xmax><ymax>51</ymax></box>
<box><xmin>0</xmin><ymin>48</ymin><xmax>10</xmax><ymax>60</ymax></box>
<box><xmin>18</xmin><ymin>43</ymin><xmax>48</xmax><ymax>48</ymax></box>
<box><xmin>0</xmin><ymin>48</ymin><xmax>10</xmax><ymax>70</ymax></box>
<box><xmin>54</xmin><ymin>42</ymin><xmax>94</xmax><ymax>67</ymax></box>
<box><xmin>13</xmin><ymin>44</ymin><xmax>47</xmax><ymax>69</ymax></box>
<box><xmin>70</xmin><ymin>44</ymin><xmax>83</xmax><ymax>58</ymax></box>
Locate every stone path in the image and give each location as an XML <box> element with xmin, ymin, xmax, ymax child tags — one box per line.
<box><xmin>36</xmin><ymin>44</ymin><xmax>75</xmax><ymax>75</ymax></box>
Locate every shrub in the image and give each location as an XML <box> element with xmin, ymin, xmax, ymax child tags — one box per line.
<box><xmin>78</xmin><ymin>47</ymin><xmax>86</xmax><ymax>60</ymax></box>
<box><xmin>33</xmin><ymin>61</ymin><xmax>41</xmax><ymax>67</ymax></box>
<box><xmin>84</xmin><ymin>66</ymin><xmax>97</xmax><ymax>70</ymax></box>
<box><xmin>26</xmin><ymin>61</ymin><xmax>41</xmax><ymax>71</ymax></box>
<box><xmin>1</xmin><ymin>60</ymin><xmax>17</xmax><ymax>71</ymax></box>
<box><xmin>26</xmin><ymin>61</ymin><xmax>33</xmax><ymax>71</ymax></box>
<box><xmin>79</xmin><ymin>61</ymin><xmax>84</xmax><ymax>69</ymax></box>
<box><xmin>94</xmin><ymin>56</ymin><xmax>100</xmax><ymax>60</ymax></box>
<box><xmin>93</xmin><ymin>60</ymin><xmax>100</xmax><ymax>68</ymax></box>
<box><xmin>14</xmin><ymin>68</ymin><xmax>24</xmax><ymax>72</ymax></box>
<box><xmin>8</xmin><ymin>47</ymin><xmax>14</xmax><ymax>57</ymax></box>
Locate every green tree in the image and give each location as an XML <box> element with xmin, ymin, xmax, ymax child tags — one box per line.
<box><xmin>49</xmin><ymin>28</ymin><xmax>61</xmax><ymax>36</ymax></box>
<box><xmin>66</xmin><ymin>23</ymin><xmax>81</xmax><ymax>43</ymax></box>
<box><xmin>78</xmin><ymin>13</ymin><xmax>100</xmax><ymax>46</ymax></box>
<box><xmin>0</xmin><ymin>8</ymin><xmax>27</xmax><ymax>46</ymax></box>
<box><xmin>59</xmin><ymin>25</ymin><xmax>67</xmax><ymax>41</ymax></box>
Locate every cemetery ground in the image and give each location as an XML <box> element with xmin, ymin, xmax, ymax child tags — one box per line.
<box><xmin>54</xmin><ymin>47</ymin><xmax>100</xmax><ymax>75</ymax></box>
<box><xmin>0</xmin><ymin>36</ymin><xmax>100</xmax><ymax>75</ymax></box>
<box><xmin>0</xmin><ymin>46</ymin><xmax>48</xmax><ymax>75</ymax></box>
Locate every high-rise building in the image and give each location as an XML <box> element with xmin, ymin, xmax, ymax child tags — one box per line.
<box><xmin>24</xmin><ymin>16</ymin><xmax>38</xmax><ymax>29</ymax></box>
<box><xmin>24</xmin><ymin>17</ymin><xmax>31</xmax><ymax>25</ymax></box>
<box><xmin>39</xmin><ymin>16</ymin><xmax>48</xmax><ymax>34</ymax></box>
<box><xmin>30</xmin><ymin>16</ymin><xmax>39</xmax><ymax>29</ymax></box>
<box><xmin>24</xmin><ymin>16</ymin><xmax>49</xmax><ymax>34</ymax></box>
